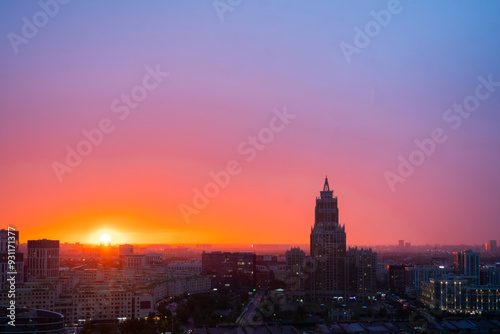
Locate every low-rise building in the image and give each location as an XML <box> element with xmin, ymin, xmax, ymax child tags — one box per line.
<box><xmin>167</xmin><ymin>261</ymin><xmax>201</xmax><ymax>274</ymax></box>
<box><xmin>0</xmin><ymin>268</ymin><xmax>211</xmax><ymax>325</ymax></box>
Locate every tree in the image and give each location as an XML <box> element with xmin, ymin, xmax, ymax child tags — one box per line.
<box><xmin>158</xmin><ymin>302</ymin><xmax>172</xmax><ymax>318</ymax></box>
<box><xmin>120</xmin><ymin>318</ymin><xmax>156</xmax><ymax>334</ymax></box>
<box><xmin>378</xmin><ymin>307</ymin><xmax>388</xmax><ymax>320</ymax></box>
<box><xmin>296</xmin><ymin>305</ymin><xmax>307</xmax><ymax>322</ymax></box>
<box><xmin>98</xmin><ymin>323</ymin><xmax>115</xmax><ymax>334</ymax></box>
<box><xmin>81</xmin><ymin>322</ymin><xmax>92</xmax><ymax>334</ymax></box>
<box><xmin>146</xmin><ymin>312</ymin><xmax>156</xmax><ymax>327</ymax></box>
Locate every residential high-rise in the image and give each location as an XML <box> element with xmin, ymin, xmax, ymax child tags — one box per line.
<box><xmin>453</xmin><ymin>251</ymin><xmax>463</xmax><ymax>274</ymax></box>
<box><xmin>387</xmin><ymin>264</ymin><xmax>408</xmax><ymax>294</ymax></box>
<box><xmin>310</xmin><ymin>177</ymin><xmax>347</xmax><ymax>301</ymax></box>
<box><xmin>485</xmin><ymin>240</ymin><xmax>497</xmax><ymax>253</ymax></box>
<box><xmin>285</xmin><ymin>247</ymin><xmax>307</xmax><ymax>302</ymax></box>
<box><xmin>405</xmin><ymin>266</ymin><xmax>451</xmax><ymax>292</ymax></box>
<box><xmin>286</xmin><ymin>247</ymin><xmax>305</xmax><ymax>268</ymax></box>
<box><xmin>27</xmin><ymin>239</ymin><xmax>60</xmax><ymax>279</ymax></box>
<box><xmin>0</xmin><ymin>229</ymin><xmax>24</xmax><ymax>289</ymax></box>
<box><xmin>347</xmin><ymin>247</ymin><xmax>377</xmax><ymax>302</ymax></box>
<box><xmin>462</xmin><ymin>250</ymin><xmax>480</xmax><ymax>278</ymax></box>
<box><xmin>1</xmin><ymin>229</ymin><xmax>19</xmax><ymax>253</ymax></box>
<box><xmin>453</xmin><ymin>249</ymin><xmax>480</xmax><ymax>282</ymax></box>
<box><xmin>201</xmin><ymin>251</ymin><xmax>256</xmax><ymax>291</ymax></box>
<box><xmin>119</xmin><ymin>244</ymin><xmax>134</xmax><ymax>256</ymax></box>
<box><xmin>480</xmin><ymin>266</ymin><xmax>500</xmax><ymax>286</ymax></box>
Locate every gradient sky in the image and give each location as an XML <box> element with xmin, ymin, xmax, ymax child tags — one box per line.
<box><xmin>1</xmin><ymin>1</ymin><xmax>500</xmax><ymax>246</ymax></box>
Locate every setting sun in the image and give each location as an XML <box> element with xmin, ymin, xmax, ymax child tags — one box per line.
<box><xmin>87</xmin><ymin>228</ymin><xmax>125</xmax><ymax>245</ymax></box>
<box><xmin>100</xmin><ymin>233</ymin><xmax>111</xmax><ymax>245</ymax></box>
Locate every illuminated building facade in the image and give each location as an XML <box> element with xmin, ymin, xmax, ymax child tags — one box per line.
<box><xmin>421</xmin><ymin>276</ymin><xmax>500</xmax><ymax>314</ymax></box>
<box><xmin>453</xmin><ymin>249</ymin><xmax>480</xmax><ymax>282</ymax></box>
<box><xmin>347</xmin><ymin>247</ymin><xmax>377</xmax><ymax>302</ymax></box>
<box><xmin>201</xmin><ymin>251</ymin><xmax>256</xmax><ymax>291</ymax></box>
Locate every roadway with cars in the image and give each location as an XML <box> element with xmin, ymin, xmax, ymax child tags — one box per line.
<box><xmin>236</xmin><ymin>290</ymin><xmax>266</xmax><ymax>324</ymax></box>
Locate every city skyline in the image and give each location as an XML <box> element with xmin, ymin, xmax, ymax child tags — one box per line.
<box><xmin>1</xmin><ymin>1</ymin><xmax>500</xmax><ymax>246</ymax></box>
<box><xmin>8</xmin><ymin>177</ymin><xmax>498</xmax><ymax>249</ymax></box>
<box><xmin>4</xmin><ymin>174</ymin><xmax>500</xmax><ymax>246</ymax></box>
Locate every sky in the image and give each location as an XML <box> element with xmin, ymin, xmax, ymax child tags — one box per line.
<box><xmin>1</xmin><ymin>0</ymin><xmax>500</xmax><ymax>246</ymax></box>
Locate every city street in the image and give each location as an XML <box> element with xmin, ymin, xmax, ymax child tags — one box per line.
<box><xmin>237</xmin><ymin>290</ymin><xmax>266</xmax><ymax>324</ymax></box>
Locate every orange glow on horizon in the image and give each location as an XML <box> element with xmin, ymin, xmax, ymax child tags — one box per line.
<box><xmin>88</xmin><ymin>229</ymin><xmax>124</xmax><ymax>245</ymax></box>
<box><xmin>6</xmin><ymin>172</ymin><xmax>496</xmax><ymax>246</ymax></box>
<box><xmin>99</xmin><ymin>233</ymin><xmax>111</xmax><ymax>245</ymax></box>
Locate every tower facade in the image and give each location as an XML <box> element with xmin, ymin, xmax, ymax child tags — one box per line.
<box><xmin>453</xmin><ymin>249</ymin><xmax>480</xmax><ymax>283</ymax></box>
<box><xmin>347</xmin><ymin>247</ymin><xmax>377</xmax><ymax>303</ymax></box>
<box><xmin>0</xmin><ymin>229</ymin><xmax>24</xmax><ymax>289</ymax></box>
<box><xmin>310</xmin><ymin>177</ymin><xmax>347</xmax><ymax>301</ymax></box>
<box><xmin>27</xmin><ymin>239</ymin><xmax>60</xmax><ymax>279</ymax></box>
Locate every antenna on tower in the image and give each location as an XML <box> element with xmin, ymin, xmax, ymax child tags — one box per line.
<box><xmin>323</xmin><ymin>176</ymin><xmax>330</xmax><ymax>192</ymax></box>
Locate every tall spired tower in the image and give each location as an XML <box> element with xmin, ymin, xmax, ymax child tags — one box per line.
<box><xmin>310</xmin><ymin>177</ymin><xmax>347</xmax><ymax>301</ymax></box>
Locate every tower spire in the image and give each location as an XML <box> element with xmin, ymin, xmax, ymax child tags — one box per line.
<box><xmin>323</xmin><ymin>176</ymin><xmax>330</xmax><ymax>192</ymax></box>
